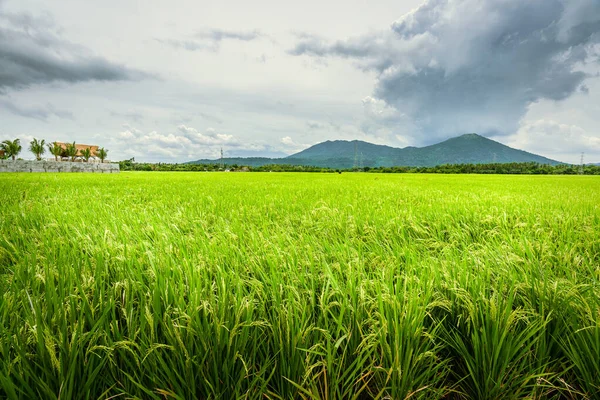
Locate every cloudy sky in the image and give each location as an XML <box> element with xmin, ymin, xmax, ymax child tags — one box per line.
<box><xmin>1</xmin><ymin>0</ymin><xmax>599</xmax><ymax>163</ymax></box>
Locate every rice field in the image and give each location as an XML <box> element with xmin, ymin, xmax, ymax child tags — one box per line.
<box><xmin>0</xmin><ymin>172</ymin><xmax>599</xmax><ymax>399</ymax></box>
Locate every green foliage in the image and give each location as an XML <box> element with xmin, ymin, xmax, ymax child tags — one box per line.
<box><xmin>366</xmin><ymin>162</ymin><xmax>600</xmax><ymax>175</ymax></box>
<box><xmin>0</xmin><ymin>138</ymin><xmax>22</xmax><ymax>161</ymax></box>
<box><xmin>95</xmin><ymin>147</ymin><xmax>108</xmax><ymax>162</ymax></box>
<box><xmin>0</xmin><ymin>173</ymin><xmax>599</xmax><ymax>398</ymax></box>
<box><xmin>80</xmin><ymin>147</ymin><xmax>92</xmax><ymax>162</ymax></box>
<box><xmin>46</xmin><ymin>142</ymin><xmax>63</xmax><ymax>161</ymax></box>
<box><xmin>65</xmin><ymin>141</ymin><xmax>78</xmax><ymax>161</ymax></box>
<box><xmin>28</xmin><ymin>138</ymin><xmax>46</xmax><ymax>160</ymax></box>
<box><xmin>120</xmin><ymin>160</ymin><xmax>600</xmax><ymax>175</ymax></box>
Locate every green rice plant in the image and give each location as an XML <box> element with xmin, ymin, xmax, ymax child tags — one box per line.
<box><xmin>261</xmin><ymin>282</ymin><xmax>315</xmax><ymax>399</ymax></box>
<box><xmin>367</xmin><ymin>274</ymin><xmax>450</xmax><ymax>399</ymax></box>
<box><xmin>558</xmin><ymin>294</ymin><xmax>600</xmax><ymax>399</ymax></box>
<box><xmin>438</xmin><ymin>287</ymin><xmax>552</xmax><ymax>399</ymax></box>
<box><xmin>0</xmin><ymin>172</ymin><xmax>598</xmax><ymax>398</ymax></box>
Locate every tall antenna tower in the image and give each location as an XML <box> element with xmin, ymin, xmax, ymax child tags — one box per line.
<box><xmin>220</xmin><ymin>147</ymin><xmax>224</xmax><ymax>170</ymax></box>
<box><xmin>353</xmin><ymin>142</ymin><xmax>358</xmax><ymax>170</ymax></box>
<box><xmin>359</xmin><ymin>152</ymin><xmax>364</xmax><ymax>171</ymax></box>
<box><xmin>580</xmin><ymin>152</ymin><xmax>584</xmax><ymax>175</ymax></box>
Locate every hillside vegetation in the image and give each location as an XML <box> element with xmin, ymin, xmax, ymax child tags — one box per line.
<box><xmin>190</xmin><ymin>134</ymin><xmax>561</xmax><ymax>168</ymax></box>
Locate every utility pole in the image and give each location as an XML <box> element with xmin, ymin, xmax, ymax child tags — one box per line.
<box><xmin>353</xmin><ymin>142</ymin><xmax>358</xmax><ymax>170</ymax></box>
<box><xmin>220</xmin><ymin>147</ymin><xmax>224</xmax><ymax>170</ymax></box>
<box><xmin>580</xmin><ymin>152</ymin><xmax>584</xmax><ymax>175</ymax></box>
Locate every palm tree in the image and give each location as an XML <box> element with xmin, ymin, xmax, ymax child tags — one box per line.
<box><xmin>47</xmin><ymin>142</ymin><xmax>63</xmax><ymax>161</ymax></box>
<box><xmin>29</xmin><ymin>138</ymin><xmax>46</xmax><ymax>161</ymax></box>
<box><xmin>95</xmin><ymin>147</ymin><xmax>108</xmax><ymax>163</ymax></box>
<box><xmin>80</xmin><ymin>147</ymin><xmax>92</xmax><ymax>162</ymax></box>
<box><xmin>0</xmin><ymin>139</ymin><xmax>22</xmax><ymax>160</ymax></box>
<box><xmin>65</xmin><ymin>141</ymin><xmax>78</xmax><ymax>162</ymax></box>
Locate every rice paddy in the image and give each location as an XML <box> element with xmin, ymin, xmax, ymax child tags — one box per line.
<box><xmin>0</xmin><ymin>172</ymin><xmax>599</xmax><ymax>399</ymax></box>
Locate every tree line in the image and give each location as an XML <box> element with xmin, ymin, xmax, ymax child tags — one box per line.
<box><xmin>0</xmin><ymin>138</ymin><xmax>109</xmax><ymax>162</ymax></box>
<box><xmin>118</xmin><ymin>160</ymin><xmax>600</xmax><ymax>175</ymax></box>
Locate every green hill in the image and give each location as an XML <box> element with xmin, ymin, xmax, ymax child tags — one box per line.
<box><xmin>189</xmin><ymin>133</ymin><xmax>561</xmax><ymax>168</ymax></box>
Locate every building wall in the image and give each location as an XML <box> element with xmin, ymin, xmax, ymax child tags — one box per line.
<box><xmin>0</xmin><ymin>160</ymin><xmax>120</xmax><ymax>173</ymax></box>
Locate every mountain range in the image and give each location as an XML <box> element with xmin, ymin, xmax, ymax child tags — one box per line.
<box><xmin>190</xmin><ymin>133</ymin><xmax>561</xmax><ymax>168</ymax></box>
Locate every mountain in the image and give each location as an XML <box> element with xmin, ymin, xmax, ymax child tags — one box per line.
<box><xmin>189</xmin><ymin>133</ymin><xmax>561</xmax><ymax>168</ymax></box>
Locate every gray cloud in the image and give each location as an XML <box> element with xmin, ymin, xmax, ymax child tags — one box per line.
<box><xmin>290</xmin><ymin>0</ymin><xmax>600</xmax><ymax>143</ymax></box>
<box><xmin>306</xmin><ymin>120</ymin><xmax>324</xmax><ymax>130</ymax></box>
<box><xmin>109</xmin><ymin>110</ymin><xmax>145</xmax><ymax>123</ymax></box>
<box><xmin>196</xmin><ymin>28</ymin><xmax>261</xmax><ymax>42</ymax></box>
<box><xmin>289</xmin><ymin>32</ymin><xmax>377</xmax><ymax>60</ymax></box>
<box><xmin>155</xmin><ymin>38</ymin><xmax>218</xmax><ymax>52</ymax></box>
<box><xmin>0</xmin><ymin>7</ymin><xmax>146</xmax><ymax>91</ymax></box>
<box><xmin>197</xmin><ymin>112</ymin><xmax>224</xmax><ymax>124</ymax></box>
<box><xmin>0</xmin><ymin>98</ymin><xmax>73</xmax><ymax>120</ymax></box>
<box><xmin>306</xmin><ymin>120</ymin><xmax>341</xmax><ymax>131</ymax></box>
<box><xmin>158</xmin><ymin>28</ymin><xmax>263</xmax><ymax>52</ymax></box>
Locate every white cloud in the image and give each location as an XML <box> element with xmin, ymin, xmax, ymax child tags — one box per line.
<box><xmin>506</xmin><ymin>119</ymin><xmax>600</xmax><ymax>163</ymax></box>
<box><xmin>113</xmin><ymin>124</ymin><xmax>242</xmax><ymax>161</ymax></box>
<box><xmin>176</xmin><ymin>125</ymin><xmax>239</xmax><ymax>146</ymax></box>
<box><xmin>362</xmin><ymin>96</ymin><xmax>403</xmax><ymax>122</ymax></box>
<box><xmin>280</xmin><ymin>136</ymin><xmax>296</xmax><ymax>146</ymax></box>
<box><xmin>279</xmin><ymin>136</ymin><xmax>311</xmax><ymax>153</ymax></box>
